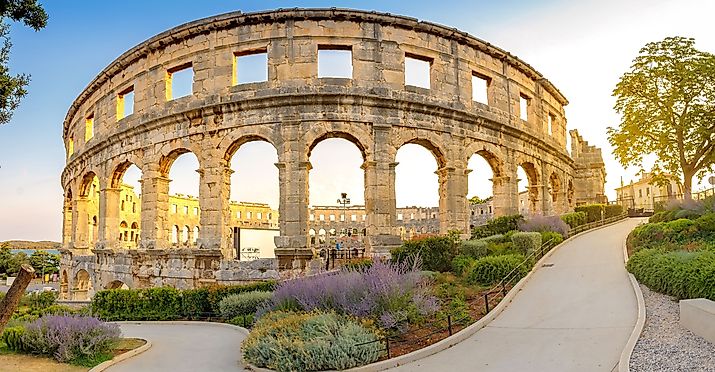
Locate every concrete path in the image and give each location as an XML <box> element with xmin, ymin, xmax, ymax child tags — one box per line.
<box><xmin>107</xmin><ymin>322</ymin><xmax>247</xmax><ymax>372</ymax></box>
<box><xmin>392</xmin><ymin>218</ymin><xmax>642</xmax><ymax>372</ymax></box>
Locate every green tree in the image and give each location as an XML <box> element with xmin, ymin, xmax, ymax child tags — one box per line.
<box><xmin>29</xmin><ymin>250</ymin><xmax>58</xmax><ymax>276</ymax></box>
<box><xmin>7</xmin><ymin>251</ymin><xmax>28</xmax><ymax>276</ymax></box>
<box><xmin>0</xmin><ymin>0</ymin><xmax>48</xmax><ymax>125</ymax></box>
<box><xmin>469</xmin><ymin>196</ymin><xmax>493</xmax><ymax>205</ymax></box>
<box><xmin>0</xmin><ymin>242</ymin><xmax>11</xmax><ymax>274</ymax></box>
<box><xmin>608</xmin><ymin>37</ymin><xmax>715</xmax><ymax>199</ymax></box>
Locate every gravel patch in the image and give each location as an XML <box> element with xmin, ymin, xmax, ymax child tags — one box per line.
<box><xmin>630</xmin><ymin>284</ymin><xmax>715</xmax><ymax>372</ymax></box>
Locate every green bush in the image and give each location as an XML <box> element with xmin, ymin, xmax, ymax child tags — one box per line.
<box><xmin>23</xmin><ymin>291</ymin><xmax>57</xmax><ymax>310</ymax></box>
<box><xmin>391</xmin><ymin>235</ymin><xmax>459</xmax><ymax>272</ymax></box>
<box><xmin>479</xmin><ymin>234</ymin><xmax>508</xmax><ymax>245</ymax></box>
<box><xmin>466</xmin><ymin>254</ymin><xmax>528</xmax><ymax>286</ymax></box>
<box><xmin>510</xmin><ymin>232</ymin><xmax>542</xmax><ymax>255</ymax></box>
<box><xmin>342</xmin><ymin>259</ymin><xmax>373</xmax><ymax>271</ymax></box>
<box><xmin>1</xmin><ymin>326</ymin><xmax>25</xmax><ymax>352</ymax></box>
<box><xmin>540</xmin><ymin>231</ymin><xmax>564</xmax><ymax>252</ymax></box>
<box><xmin>695</xmin><ymin>213</ymin><xmax>715</xmax><ymax>233</ymax></box>
<box><xmin>472</xmin><ymin>215</ymin><xmax>523</xmax><ymax>239</ymax></box>
<box><xmin>181</xmin><ymin>288</ymin><xmax>211</xmax><ymax>318</ymax></box>
<box><xmin>242</xmin><ymin>311</ymin><xmax>383</xmax><ymax>371</ymax></box>
<box><xmin>575</xmin><ymin>204</ymin><xmax>606</xmax><ymax>223</ymax></box>
<box><xmin>219</xmin><ymin>291</ymin><xmax>273</xmax><ymax>319</ymax></box>
<box><xmin>560</xmin><ymin>212</ymin><xmax>587</xmax><ymax>228</ymax></box>
<box><xmin>460</xmin><ymin>240</ymin><xmax>488</xmax><ymax>259</ymax></box>
<box><xmin>604</xmin><ymin>204</ymin><xmax>624</xmax><ymax>219</ymax></box>
<box><xmin>627</xmin><ymin>249</ymin><xmax>715</xmax><ymax>300</ymax></box>
<box><xmin>451</xmin><ymin>255</ymin><xmax>475</xmax><ymax>276</ymax></box>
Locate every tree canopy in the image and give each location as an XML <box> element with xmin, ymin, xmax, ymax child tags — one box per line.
<box><xmin>0</xmin><ymin>0</ymin><xmax>47</xmax><ymax>125</ymax></box>
<box><xmin>608</xmin><ymin>37</ymin><xmax>715</xmax><ymax>198</ymax></box>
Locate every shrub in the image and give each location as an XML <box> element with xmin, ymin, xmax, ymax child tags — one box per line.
<box><xmin>695</xmin><ymin>213</ymin><xmax>715</xmax><ymax>233</ymax></box>
<box><xmin>460</xmin><ymin>240</ymin><xmax>487</xmax><ymax>259</ymax></box>
<box><xmin>181</xmin><ymin>288</ymin><xmax>211</xmax><ymax>318</ymax></box>
<box><xmin>23</xmin><ymin>291</ymin><xmax>57</xmax><ymax>310</ymax></box>
<box><xmin>604</xmin><ymin>204</ymin><xmax>624</xmax><ymax>218</ymax></box>
<box><xmin>518</xmin><ymin>215</ymin><xmax>569</xmax><ymax>236</ymax></box>
<box><xmin>2</xmin><ymin>326</ymin><xmax>26</xmax><ymax>352</ymax></box>
<box><xmin>540</xmin><ymin>231</ymin><xmax>563</xmax><ymax>252</ymax></box>
<box><xmin>471</xmin><ymin>214</ymin><xmax>523</xmax><ymax>239</ymax></box>
<box><xmin>465</xmin><ymin>254</ymin><xmax>528</xmax><ymax>286</ymax></box>
<box><xmin>479</xmin><ymin>234</ymin><xmax>507</xmax><ymax>245</ymax></box>
<box><xmin>262</xmin><ymin>260</ymin><xmax>439</xmax><ymax>329</ymax></box>
<box><xmin>219</xmin><ymin>291</ymin><xmax>273</xmax><ymax>319</ymax></box>
<box><xmin>511</xmin><ymin>232</ymin><xmax>542</xmax><ymax>255</ymax></box>
<box><xmin>342</xmin><ymin>259</ymin><xmax>373</xmax><ymax>271</ymax></box>
<box><xmin>627</xmin><ymin>249</ymin><xmax>715</xmax><ymax>300</ymax></box>
<box><xmin>561</xmin><ymin>212</ymin><xmax>587</xmax><ymax>228</ymax></box>
<box><xmin>242</xmin><ymin>311</ymin><xmax>383</xmax><ymax>371</ymax></box>
<box><xmin>21</xmin><ymin>315</ymin><xmax>120</xmax><ymax>363</ymax></box>
<box><xmin>451</xmin><ymin>255</ymin><xmax>475</xmax><ymax>276</ymax></box>
<box><xmin>391</xmin><ymin>235</ymin><xmax>458</xmax><ymax>272</ymax></box>
<box><xmin>575</xmin><ymin>204</ymin><xmax>606</xmax><ymax>223</ymax></box>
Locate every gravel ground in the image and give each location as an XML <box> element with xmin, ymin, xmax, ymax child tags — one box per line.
<box><xmin>631</xmin><ymin>284</ymin><xmax>715</xmax><ymax>372</ymax></box>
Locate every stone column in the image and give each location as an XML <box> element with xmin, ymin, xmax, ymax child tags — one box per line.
<box><xmin>98</xmin><ymin>187</ymin><xmax>121</xmax><ymax>249</ymax></box>
<box><xmin>198</xmin><ymin>156</ymin><xmax>233</xmax><ymax>258</ymax></box>
<box><xmin>274</xmin><ymin>123</ymin><xmax>311</xmax><ymax>268</ymax></box>
<box><xmin>139</xmin><ymin>166</ymin><xmax>170</xmax><ymax>249</ymax></box>
<box><xmin>437</xmin><ymin>165</ymin><xmax>470</xmax><ymax>235</ymax></box>
<box><xmin>72</xmin><ymin>197</ymin><xmax>90</xmax><ymax>249</ymax></box>
<box><xmin>528</xmin><ymin>185</ymin><xmax>542</xmax><ymax>216</ymax></box>
<box><xmin>492</xmin><ymin>163</ymin><xmax>518</xmax><ymax>216</ymax></box>
<box><xmin>363</xmin><ymin>160</ymin><xmax>402</xmax><ymax>257</ymax></box>
<box><xmin>62</xmin><ymin>198</ymin><xmax>73</xmax><ymax>249</ymax></box>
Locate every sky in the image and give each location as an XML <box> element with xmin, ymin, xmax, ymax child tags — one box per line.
<box><xmin>1</xmin><ymin>0</ymin><xmax>714</xmax><ymax>241</ymax></box>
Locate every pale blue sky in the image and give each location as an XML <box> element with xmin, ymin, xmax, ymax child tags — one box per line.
<box><xmin>1</xmin><ymin>0</ymin><xmax>713</xmax><ymax>241</ymax></box>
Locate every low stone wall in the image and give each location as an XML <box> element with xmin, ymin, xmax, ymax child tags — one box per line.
<box><xmin>679</xmin><ymin>298</ymin><xmax>715</xmax><ymax>344</ymax></box>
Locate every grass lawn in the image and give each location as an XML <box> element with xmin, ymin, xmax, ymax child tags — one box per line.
<box><xmin>0</xmin><ymin>338</ymin><xmax>145</xmax><ymax>372</ymax></box>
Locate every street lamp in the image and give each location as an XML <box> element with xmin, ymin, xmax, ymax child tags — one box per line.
<box><xmin>337</xmin><ymin>193</ymin><xmax>350</xmax><ymax>237</ymax></box>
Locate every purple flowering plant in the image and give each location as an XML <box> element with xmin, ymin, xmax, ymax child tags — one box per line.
<box><xmin>22</xmin><ymin>315</ymin><xmax>121</xmax><ymax>363</ymax></box>
<box><xmin>518</xmin><ymin>214</ymin><xmax>569</xmax><ymax>236</ymax></box>
<box><xmin>260</xmin><ymin>258</ymin><xmax>439</xmax><ymax>329</ymax></box>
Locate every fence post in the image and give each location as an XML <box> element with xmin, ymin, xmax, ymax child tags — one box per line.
<box><xmin>484</xmin><ymin>293</ymin><xmax>490</xmax><ymax>313</ymax></box>
<box><xmin>447</xmin><ymin>314</ymin><xmax>453</xmax><ymax>336</ymax></box>
<box><xmin>501</xmin><ymin>282</ymin><xmax>506</xmax><ymax>296</ymax></box>
<box><xmin>243</xmin><ymin>314</ymin><xmax>247</xmax><ymax>328</ymax></box>
<box><xmin>385</xmin><ymin>337</ymin><xmax>391</xmax><ymax>359</ymax></box>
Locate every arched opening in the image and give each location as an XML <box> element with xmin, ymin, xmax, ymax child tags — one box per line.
<box><xmin>395</xmin><ymin>142</ymin><xmax>442</xmax><ymax>238</ymax></box>
<box><xmin>517</xmin><ymin>163</ymin><xmax>539</xmax><ymax>215</ymax></box>
<box><xmin>467</xmin><ymin>150</ymin><xmax>500</xmax><ymax>227</ymax></box>
<box><xmin>79</xmin><ymin>172</ymin><xmax>101</xmax><ymax>248</ymax></box>
<box><xmin>73</xmin><ymin>269</ymin><xmax>93</xmax><ymax>301</ymax></box>
<box><xmin>119</xmin><ymin>221</ymin><xmax>128</xmax><ymax>243</ymax></box>
<box><xmin>166</xmin><ymin>151</ymin><xmax>200</xmax><ymax>247</ymax></box>
<box><xmin>105</xmin><ymin>280</ymin><xmax>129</xmax><ymax>290</ymax></box>
<box><xmin>318</xmin><ymin>228</ymin><xmax>326</xmax><ymax>244</ymax></box>
<box><xmin>62</xmin><ymin>188</ymin><xmax>73</xmax><ymax>246</ymax></box>
<box><xmin>309</xmin><ymin>228</ymin><xmax>316</xmax><ymax>245</ymax></box>
<box><xmin>227</xmin><ymin>139</ymin><xmax>279</xmax><ymax>259</ymax></box>
<box><xmin>112</xmin><ymin>162</ymin><xmax>142</xmax><ymax>248</ymax></box>
<box><xmin>308</xmin><ymin>137</ymin><xmax>366</xmax><ymax>249</ymax></box>
<box><xmin>60</xmin><ymin>270</ymin><xmax>69</xmax><ymax>300</ymax></box>
<box><xmin>192</xmin><ymin>226</ymin><xmax>199</xmax><ymax>244</ymax></box>
<box><xmin>567</xmin><ymin>179</ymin><xmax>575</xmax><ymax>209</ymax></box>
<box><xmin>549</xmin><ymin>172</ymin><xmax>561</xmax><ymax>214</ymax></box>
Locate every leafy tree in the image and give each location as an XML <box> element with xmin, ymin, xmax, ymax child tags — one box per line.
<box><xmin>469</xmin><ymin>196</ymin><xmax>493</xmax><ymax>205</ymax></box>
<box><xmin>0</xmin><ymin>0</ymin><xmax>48</xmax><ymax>125</ymax></box>
<box><xmin>608</xmin><ymin>37</ymin><xmax>715</xmax><ymax>199</ymax></box>
<box><xmin>29</xmin><ymin>250</ymin><xmax>58</xmax><ymax>276</ymax></box>
<box><xmin>6</xmin><ymin>251</ymin><xmax>28</xmax><ymax>276</ymax></box>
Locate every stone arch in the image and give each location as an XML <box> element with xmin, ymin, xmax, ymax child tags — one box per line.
<box><xmin>73</xmin><ymin>269</ymin><xmax>93</xmax><ymax>301</ymax></box>
<box><xmin>109</xmin><ymin>159</ymin><xmax>143</xmax><ymax>189</ymax></box>
<box><xmin>221</xmin><ymin>130</ymin><xmax>279</xmax><ymax>163</ymax></box>
<box><xmin>78</xmin><ymin>171</ymin><xmax>100</xmax><ymax>198</ymax></box>
<box><xmin>394</xmin><ymin>137</ymin><xmax>447</xmax><ymax>168</ymax></box>
<box><xmin>549</xmin><ymin>172</ymin><xmax>562</xmax><ymax>205</ymax></box>
<box><xmin>465</xmin><ymin>142</ymin><xmax>505</xmax><ymax>178</ymax></box>
<box><xmin>159</xmin><ymin>147</ymin><xmax>202</xmax><ymax>177</ymax></box>
<box><xmin>105</xmin><ymin>280</ymin><xmax>129</xmax><ymax>290</ymax></box>
<box><xmin>59</xmin><ymin>269</ymin><xmax>69</xmax><ymax>300</ymax></box>
<box><xmin>306</xmin><ymin>129</ymin><xmax>370</xmax><ymax>161</ymax></box>
<box><xmin>62</xmin><ymin>187</ymin><xmax>74</xmax><ymax>246</ymax></box>
<box><xmin>567</xmin><ymin>179</ymin><xmax>575</xmax><ymax>208</ymax></box>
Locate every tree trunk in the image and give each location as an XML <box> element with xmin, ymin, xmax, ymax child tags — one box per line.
<box><xmin>683</xmin><ymin>172</ymin><xmax>693</xmax><ymax>201</ymax></box>
<box><xmin>0</xmin><ymin>264</ymin><xmax>35</xmax><ymax>333</ymax></box>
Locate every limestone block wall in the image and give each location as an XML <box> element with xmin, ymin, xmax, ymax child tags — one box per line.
<box><xmin>59</xmin><ymin>8</ymin><xmax>603</xmax><ymax>273</ymax></box>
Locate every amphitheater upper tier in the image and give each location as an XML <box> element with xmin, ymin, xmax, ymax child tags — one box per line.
<box><xmin>60</xmin><ymin>8</ymin><xmax>605</xmax><ymax>264</ymax></box>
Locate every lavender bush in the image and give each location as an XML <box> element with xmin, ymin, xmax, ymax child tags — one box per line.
<box><xmin>260</xmin><ymin>259</ymin><xmax>439</xmax><ymax>329</ymax></box>
<box><xmin>22</xmin><ymin>315</ymin><xmax>120</xmax><ymax>363</ymax></box>
<box><xmin>518</xmin><ymin>214</ymin><xmax>569</xmax><ymax>236</ymax></box>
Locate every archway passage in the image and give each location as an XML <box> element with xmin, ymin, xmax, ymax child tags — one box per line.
<box><xmin>467</xmin><ymin>150</ymin><xmax>500</xmax><ymax>227</ymax></box>
<box><xmin>78</xmin><ymin>172</ymin><xmax>100</xmax><ymax>248</ymax></box>
<box><xmin>73</xmin><ymin>269</ymin><xmax>93</xmax><ymax>301</ymax></box>
<box><xmin>228</xmin><ymin>139</ymin><xmax>279</xmax><ymax>259</ymax></box>
<box><xmin>395</xmin><ymin>143</ymin><xmax>441</xmax><ymax>239</ymax></box>
<box><xmin>517</xmin><ymin>163</ymin><xmax>539</xmax><ymax>215</ymax></box>
<box><xmin>165</xmin><ymin>151</ymin><xmax>201</xmax><ymax>247</ymax></box>
<box><xmin>549</xmin><ymin>172</ymin><xmax>562</xmax><ymax>214</ymax></box>
<box><xmin>308</xmin><ymin>137</ymin><xmax>366</xmax><ymax>250</ymax></box>
<box><xmin>105</xmin><ymin>280</ymin><xmax>129</xmax><ymax>290</ymax></box>
<box><xmin>60</xmin><ymin>270</ymin><xmax>69</xmax><ymax>300</ymax></box>
<box><xmin>62</xmin><ymin>188</ymin><xmax>73</xmax><ymax>247</ymax></box>
<box><xmin>111</xmin><ymin>163</ymin><xmax>142</xmax><ymax>248</ymax></box>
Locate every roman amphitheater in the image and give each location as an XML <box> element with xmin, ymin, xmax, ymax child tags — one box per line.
<box><xmin>58</xmin><ymin>8</ymin><xmax>605</xmax><ymax>300</ymax></box>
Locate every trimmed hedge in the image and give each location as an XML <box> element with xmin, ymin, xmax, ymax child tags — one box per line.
<box><xmin>575</xmin><ymin>204</ymin><xmax>606</xmax><ymax>223</ymax></box>
<box><xmin>391</xmin><ymin>235</ymin><xmax>459</xmax><ymax>272</ymax></box>
<box><xmin>540</xmin><ymin>231</ymin><xmax>564</xmax><ymax>252</ymax></box>
<box><xmin>627</xmin><ymin>249</ymin><xmax>715</xmax><ymax>300</ymax></box>
<box><xmin>604</xmin><ymin>204</ymin><xmax>624</xmax><ymax>219</ymax></box>
<box><xmin>219</xmin><ymin>291</ymin><xmax>273</xmax><ymax>319</ymax></box>
<box><xmin>460</xmin><ymin>240</ymin><xmax>487</xmax><ymax>259</ymax></box>
<box><xmin>465</xmin><ymin>254</ymin><xmax>528</xmax><ymax>286</ymax></box>
<box><xmin>511</xmin><ymin>232</ymin><xmax>542</xmax><ymax>255</ymax></box>
<box><xmin>626</xmin><ymin>218</ymin><xmax>709</xmax><ymax>253</ymax></box>
<box><xmin>561</xmin><ymin>212</ymin><xmax>587</xmax><ymax>228</ymax></box>
<box><xmin>471</xmin><ymin>214</ymin><xmax>523</xmax><ymax>239</ymax></box>
<box><xmin>91</xmin><ymin>281</ymin><xmax>276</xmax><ymax>321</ymax></box>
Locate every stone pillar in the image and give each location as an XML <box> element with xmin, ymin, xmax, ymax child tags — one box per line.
<box><xmin>62</xmin><ymin>198</ymin><xmax>73</xmax><ymax>248</ymax></box>
<box><xmin>139</xmin><ymin>166</ymin><xmax>170</xmax><ymax>249</ymax></box>
<box><xmin>528</xmin><ymin>185</ymin><xmax>542</xmax><ymax>216</ymax></box>
<box><xmin>72</xmin><ymin>197</ymin><xmax>90</xmax><ymax>249</ymax></box>
<box><xmin>274</xmin><ymin>123</ymin><xmax>311</xmax><ymax>268</ymax></box>
<box><xmin>363</xmin><ymin>160</ymin><xmax>402</xmax><ymax>256</ymax></box>
<box><xmin>436</xmin><ymin>165</ymin><xmax>470</xmax><ymax>235</ymax></box>
<box><xmin>492</xmin><ymin>165</ymin><xmax>518</xmax><ymax>217</ymax></box>
<box><xmin>98</xmin><ymin>187</ymin><xmax>121</xmax><ymax>249</ymax></box>
<box><xmin>198</xmin><ymin>156</ymin><xmax>233</xmax><ymax>258</ymax></box>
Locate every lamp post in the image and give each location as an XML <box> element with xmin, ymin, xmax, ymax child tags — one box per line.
<box><xmin>337</xmin><ymin>193</ymin><xmax>350</xmax><ymax>237</ymax></box>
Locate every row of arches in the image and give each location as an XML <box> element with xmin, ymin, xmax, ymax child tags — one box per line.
<box><xmin>63</xmin><ymin>127</ymin><xmax>574</xmax><ymax>259</ymax></box>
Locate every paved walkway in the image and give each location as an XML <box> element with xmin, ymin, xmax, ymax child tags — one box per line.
<box><xmin>392</xmin><ymin>218</ymin><xmax>642</xmax><ymax>372</ymax></box>
<box><xmin>107</xmin><ymin>322</ymin><xmax>247</xmax><ymax>372</ymax></box>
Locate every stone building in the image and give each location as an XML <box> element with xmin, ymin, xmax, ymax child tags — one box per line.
<box><xmin>615</xmin><ymin>173</ymin><xmax>683</xmax><ymax>212</ymax></box>
<box><xmin>58</xmin><ymin>9</ymin><xmax>606</xmax><ymax>299</ymax></box>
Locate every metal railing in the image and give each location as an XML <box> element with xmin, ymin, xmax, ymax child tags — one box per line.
<box><xmin>567</xmin><ymin>212</ymin><xmax>628</xmax><ymax>236</ymax></box>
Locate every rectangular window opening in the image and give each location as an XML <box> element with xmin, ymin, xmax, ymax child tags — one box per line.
<box><xmin>405</xmin><ymin>54</ymin><xmax>431</xmax><ymax>89</ymax></box>
<box><xmin>519</xmin><ymin>94</ymin><xmax>530</xmax><ymax>121</ymax></box>
<box><xmin>548</xmin><ymin>113</ymin><xmax>556</xmax><ymax>136</ymax></box>
<box><xmin>472</xmin><ymin>73</ymin><xmax>490</xmax><ymax>105</ymax></box>
<box><xmin>166</xmin><ymin>63</ymin><xmax>194</xmax><ymax>100</ymax></box>
<box><xmin>68</xmin><ymin>137</ymin><xmax>74</xmax><ymax>157</ymax></box>
<box><xmin>318</xmin><ymin>46</ymin><xmax>353</xmax><ymax>79</ymax></box>
<box><xmin>117</xmin><ymin>86</ymin><xmax>135</xmax><ymax>120</ymax></box>
<box><xmin>84</xmin><ymin>114</ymin><xmax>94</xmax><ymax>142</ymax></box>
<box><xmin>233</xmin><ymin>50</ymin><xmax>268</xmax><ymax>85</ymax></box>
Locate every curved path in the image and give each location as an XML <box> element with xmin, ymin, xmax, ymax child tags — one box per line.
<box><xmin>392</xmin><ymin>218</ymin><xmax>642</xmax><ymax>372</ymax></box>
<box><xmin>107</xmin><ymin>322</ymin><xmax>247</xmax><ymax>372</ymax></box>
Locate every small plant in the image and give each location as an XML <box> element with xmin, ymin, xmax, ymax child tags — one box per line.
<box><xmin>561</xmin><ymin>212</ymin><xmax>587</xmax><ymax>228</ymax></box>
<box><xmin>518</xmin><ymin>215</ymin><xmax>569</xmax><ymax>236</ymax></box>
<box><xmin>539</xmin><ymin>231</ymin><xmax>563</xmax><ymax>252</ymax></box>
<box><xmin>1</xmin><ymin>326</ymin><xmax>26</xmax><ymax>352</ymax></box>
<box><xmin>575</xmin><ymin>204</ymin><xmax>606</xmax><ymax>223</ymax></box>
<box><xmin>460</xmin><ymin>240</ymin><xmax>487</xmax><ymax>259</ymax></box>
<box><xmin>451</xmin><ymin>255</ymin><xmax>475</xmax><ymax>276</ymax></box>
<box><xmin>391</xmin><ymin>235</ymin><xmax>459</xmax><ymax>272</ymax></box>
<box><xmin>465</xmin><ymin>254</ymin><xmax>528</xmax><ymax>286</ymax></box>
<box><xmin>219</xmin><ymin>291</ymin><xmax>272</xmax><ymax>319</ymax></box>
<box><xmin>472</xmin><ymin>214</ymin><xmax>523</xmax><ymax>239</ymax></box>
<box><xmin>510</xmin><ymin>232</ymin><xmax>542</xmax><ymax>255</ymax></box>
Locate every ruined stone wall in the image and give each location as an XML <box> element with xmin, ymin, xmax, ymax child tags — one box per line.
<box><xmin>570</xmin><ymin>130</ymin><xmax>607</xmax><ymax>205</ymax></box>
<box><xmin>59</xmin><ymin>8</ymin><xmax>602</xmax><ymax>286</ymax></box>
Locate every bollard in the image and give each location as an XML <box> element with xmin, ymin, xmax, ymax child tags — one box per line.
<box><xmin>447</xmin><ymin>315</ymin><xmax>453</xmax><ymax>336</ymax></box>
